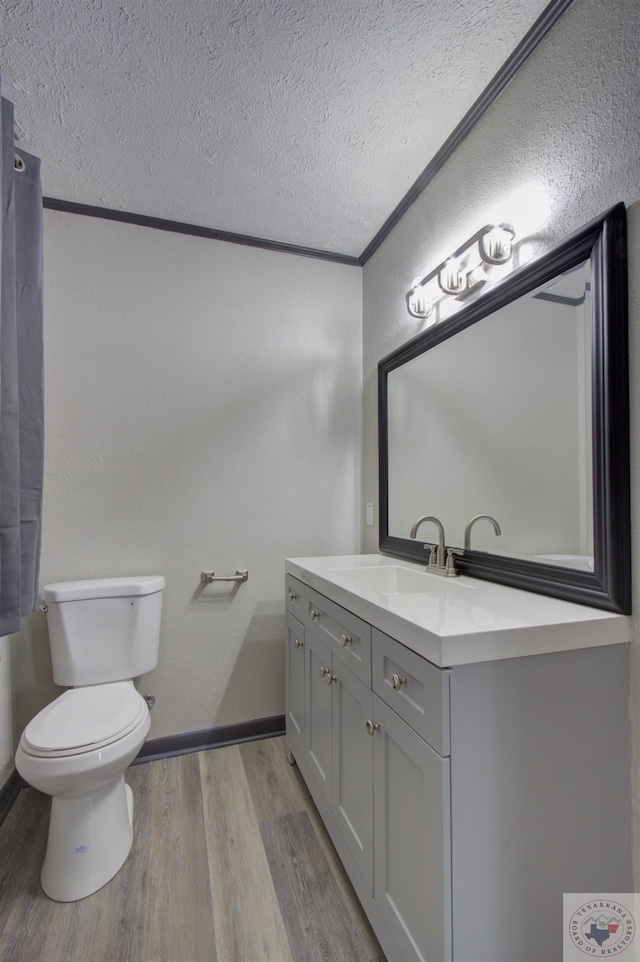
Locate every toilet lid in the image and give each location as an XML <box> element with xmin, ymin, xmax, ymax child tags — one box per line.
<box><xmin>23</xmin><ymin>682</ymin><xmax>147</xmax><ymax>756</ymax></box>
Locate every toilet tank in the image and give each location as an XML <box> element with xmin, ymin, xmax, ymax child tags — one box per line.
<box><xmin>40</xmin><ymin>576</ymin><xmax>165</xmax><ymax>686</ymax></box>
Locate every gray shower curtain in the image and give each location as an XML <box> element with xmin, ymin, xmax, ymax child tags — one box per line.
<box><xmin>0</xmin><ymin>78</ymin><xmax>44</xmax><ymax>636</ymax></box>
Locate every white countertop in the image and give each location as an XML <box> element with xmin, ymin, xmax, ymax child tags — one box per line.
<box><xmin>285</xmin><ymin>554</ymin><xmax>629</xmax><ymax>667</ymax></box>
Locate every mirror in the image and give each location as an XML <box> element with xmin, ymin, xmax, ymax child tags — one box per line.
<box><xmin>378</xmin><ymin>205</ymin><xmax>630</xmax><ymax>613</ymax></box>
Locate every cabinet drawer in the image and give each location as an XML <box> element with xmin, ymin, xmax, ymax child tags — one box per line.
<box><xmin>372</xmin><ymin>629</ymin><xmax>450</xmax><ymax>756</ymax></box>
<box><xmin>285</xmin><ymin>574</ymin><xmax>306</xmax><ymax>620</ymax></box>
<box><xmin>306</xmin><ymin>587</ymin><xmax>371</xmax><ymax>685</ymax></box>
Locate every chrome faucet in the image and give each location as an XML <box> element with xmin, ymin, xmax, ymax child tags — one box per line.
<box><xmin>464</xmin><ymin>514</ymin><xmax>502</xmax><ymax>550</ymax></box>
<box><xmin>410</xmin><ymin>515</ymin><xmax>445</xmax><ymax>568</ymax></box>
<box><xmin>410</xmin><ymin>513</ymin><xmax>460</xmax><ymax>574</ymax></box>
<box><xmin>411</xmin><ymin>515</ymin><xmax>463</xmax><ymax>577</ymax></box>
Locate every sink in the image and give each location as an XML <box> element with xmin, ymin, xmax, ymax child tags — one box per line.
<box><xmin>287</xmin><ymin>554</ymin><xmax>629</xmax><ymax>667</ymax></box>
<box><xmin>328</xmin><ymin>564</ymin><xmax>439</xmax><ymax>595</ymax></box>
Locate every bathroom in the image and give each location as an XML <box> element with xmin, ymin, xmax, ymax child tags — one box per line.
<box><xmin>1</xmin><ymin>0</ymin><xmax>640</xmax><ymax>958</ymax></box>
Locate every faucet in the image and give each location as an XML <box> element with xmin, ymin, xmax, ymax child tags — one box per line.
<box><xmin>464</xmin><ymin>514</ymin><xmax>502</xmax><ymax>550</ymax></box>
<box><xmin>409</xmin><ymin>515</ymin><xmax>446</xmax><ymax>570</ymax></box>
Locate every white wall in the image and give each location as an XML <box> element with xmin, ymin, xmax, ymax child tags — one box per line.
<box><xmin>362</xmin><ymin>0</ymin><xmax>640</xmax><ymax>879</ymax></box>
<box><xmin>0</xmin><ymin>209</ymin><xmax>362</xmax><ymax>784</ymax></box>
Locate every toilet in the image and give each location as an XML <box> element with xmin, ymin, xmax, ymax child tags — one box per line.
<box><xmin>15</xmin><ymin>575</ymin><xmax>165</xmax><ymax>902</ymax></box>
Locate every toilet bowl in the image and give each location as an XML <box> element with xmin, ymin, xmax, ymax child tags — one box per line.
<box><xmin>16</xmin><ymin>680</ymin><xmax>151</xmax><ymax>901</ymax></box>
<box><xmin>16</xmin><ymin>575</ymin><xmax>164</xmax><ymax>902</ymax></box>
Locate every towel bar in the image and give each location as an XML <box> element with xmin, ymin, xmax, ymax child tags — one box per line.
<box><xmin>200</xmin><ymin>569</ymin><xmax>248</xmax><ymax>584</ymax></box>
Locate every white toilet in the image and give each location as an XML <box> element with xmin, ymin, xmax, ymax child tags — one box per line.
<box><xmin>15</xmin><ymin>575</ymin><xmax>165</xmax><ymax>902</ymax></box>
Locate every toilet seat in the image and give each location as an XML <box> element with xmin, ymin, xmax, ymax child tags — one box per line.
<box><xmin>22</xmin><ymin>682</ymin><xmax>148</xmax><ymax>758</ymax></box>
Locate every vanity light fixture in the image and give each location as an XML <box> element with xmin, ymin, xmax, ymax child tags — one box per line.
<box><xmin>406</xmin><ymin>223</ymin><xmax>516</xmax><ymax>321</ymax></box>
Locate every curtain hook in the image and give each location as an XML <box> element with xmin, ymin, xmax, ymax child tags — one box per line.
<box><xmin>14</xmin><ymin>153</ymin><xmax>25</xmax><ymax>173</ymax></box>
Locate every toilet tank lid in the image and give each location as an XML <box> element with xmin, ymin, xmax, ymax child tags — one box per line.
<box><xmin>41</xmin><ymin>575</ymin><xmax>165</xmax><ymax>603</ymax></box>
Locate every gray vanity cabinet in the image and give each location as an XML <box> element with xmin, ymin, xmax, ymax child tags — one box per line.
<box><xmin>285</xmin><ymin>570</ymin><xmax>632</xmax><ymax>962</ymax></box>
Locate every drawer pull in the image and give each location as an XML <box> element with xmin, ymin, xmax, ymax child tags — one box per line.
<box><xmin>391</xmin><ymin>673</ymin><xmax>408</xmax><ymax>691</ymax></box>
<box><xmin>288</xmin><ymin>589</ymin><xmax>298</xmax><ymax>601</ymax></box>
<box><xmin>365</xmin><ymin>720</ymin><xmax>381</xmax><ymax>736</ymax></box>
<box><xmin>319</xmin><ymin>666</ymin><xmax>329</xmax><ymax>678</ymax></box>
<box><xmin>340</xmin><ymin>634</ymin><xmax>353</xmax><ymax>647</ymax></box>
<box><xmin>310</xmin><ymin>609</ymin><xmax>319</xmax><ymax>620</ymax></box>
<box><xmin>325</xmin><ymin>671</ymin><xmax>337</xmax><ymax>686</ymax></box>
<box><xmin>294</xmin><ymin>638</ymin><xmax>303</xmax><ymax>649</ymax></box>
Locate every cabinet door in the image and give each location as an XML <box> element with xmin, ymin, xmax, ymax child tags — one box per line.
<box><xmin>304</xmin><ymin>630</ymin><xmax>333</xmax><ymax>807</ymax></box>
<box><xmin>373</xmin><ymin>695</ymin><xmax>452</xmax><ymax>962</ymax></box>
<box><xmin>285</xmin><ymin>612</ymin><xmax>305</xmax><ymax>762</ymax></box>
<box><xmin>331</xmin><ymin>662</ymin><xmax>374</xmax><ymax>888</ymax></box>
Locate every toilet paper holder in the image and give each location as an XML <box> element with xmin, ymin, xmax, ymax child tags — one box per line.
<box><xmin>200</xmin><ymin>569</ymin><xmax>249</xmax><ymax>585</ymax></box>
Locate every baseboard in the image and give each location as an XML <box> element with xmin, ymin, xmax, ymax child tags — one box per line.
<box><xmin>132</xmin><ymin>714</ymin><xmax>286</xmax><ymax>765</ymax></box>
<box><xmin>0</xmin><ymin>769</ymin><xmax>26</xmax><ymax>829</ymax></box>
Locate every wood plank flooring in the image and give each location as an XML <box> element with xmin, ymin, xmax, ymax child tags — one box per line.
<box><xmin>0</xmin><ymin>737</ymin><xmax>385</xmax><ymax>962</ymax></box>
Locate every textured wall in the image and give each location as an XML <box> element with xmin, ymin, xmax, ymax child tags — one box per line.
<box><xmin>362</xmin><ymin>0</ymin><xmax>640</xmax><ymax>878</ymax></box>
<box><xmin>0</xmin><ymin>209</ymin><xmax>362</xmax><ymax>771</ymax></box>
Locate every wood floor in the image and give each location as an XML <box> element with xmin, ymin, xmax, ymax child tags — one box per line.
<box><xmin>0</xmin><ymin>736</ymin><xmax>385</xmax><ymax>962</ymax></box>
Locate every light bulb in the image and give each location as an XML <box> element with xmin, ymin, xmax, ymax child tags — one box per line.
<box><xmin>479</xmin><ymin>225</ymin><xmax>515</xmax><ymax>264</ymax></box>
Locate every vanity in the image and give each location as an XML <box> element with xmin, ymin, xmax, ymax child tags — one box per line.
<box><xmin>284</xmin><ymin>554</ymin><xmax>632</xmax><ymax>962</ymax></box>
<box><xmin>284</xmin><ymin>207</ymin><xmax>632</xmax><ymax>961</ymax></box>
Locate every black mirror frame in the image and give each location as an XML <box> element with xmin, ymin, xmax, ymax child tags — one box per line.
<box><xmin>378</xmin><ymin>204</ymin><xmax>630</xmax><ymax>614</ymax></box>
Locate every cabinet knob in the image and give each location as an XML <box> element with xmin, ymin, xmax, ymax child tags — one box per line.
<box><xmin>340</xmin><ymin>634</ymin><xmax>352</xmax><ymax>647</ymax></box>
<box><xmin>365</xmin><ymin>720</ymin><xmax>381</xmax><ymax>736</ymax></box>
<box><xmin>294</xmin><ymin>638</ymin><xmax>303</xmax><ymax>649</ymax></box>
<box><xmin>310</xmin><ymin>609</ymin><xmax>319</xmax><ymax>620</ymax></box>
<box><xmin>288</xmin><ymin>590</ymin><xmax>298</xmax><ymax>601</ymax></box>
<box><xmin>391</xmin><ymin>673</ymin><xmax>408</xmax><ymax>691</ymax></box>
<box><xmin>319</xmin><ymin>666</ymin><xmax>336</xmax><ymax>684</ymax></box>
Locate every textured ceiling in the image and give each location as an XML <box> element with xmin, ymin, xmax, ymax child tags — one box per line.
<box><xmin>2</xmin><ymin>0</ymin><xmax>553</xmax><ymax>256</ymax></box>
